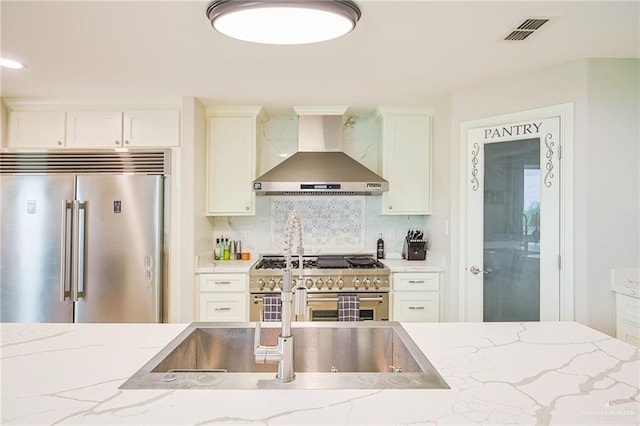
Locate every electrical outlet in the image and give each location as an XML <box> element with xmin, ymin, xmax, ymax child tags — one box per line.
<box><xmin>243</xmin><ymin>231</ymin><xmax>252</xmax><ymax>242</ymax></box>
<box><xmin>388</xmin><ymin>230</ymin><xmax>396</xmax><ymax>241</ymax></box>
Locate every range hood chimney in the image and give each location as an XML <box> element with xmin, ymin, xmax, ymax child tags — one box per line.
<box><xmin>253</xmin><ymin>107</ymin><xmax>388</xmax><ymax>195</ymax></box>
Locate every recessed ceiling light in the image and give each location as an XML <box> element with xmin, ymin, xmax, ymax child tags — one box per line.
<box><xmin>0</xmin><ymin>58</ymin><xmax>25</xmax><ymax>69</ymax></box>
<box><xmin>206</xmin><ymin>0</ymin><xmax>361</xmax><ymax>45</ymax></box>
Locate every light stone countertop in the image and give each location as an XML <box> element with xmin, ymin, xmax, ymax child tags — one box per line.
<box><xmin>1</xmin><ymin>321</ymin><xmax>638</xmax><ymax>425</ymax></box>
<box><xmin>195</xmin><ymin>252</ymin><xmax>254</xmax><ymax>273</ymax></box>
<box><xmin>380</xmin><ymin>258</ymin><xmax>443</xmax><ymax>273</ymax></box>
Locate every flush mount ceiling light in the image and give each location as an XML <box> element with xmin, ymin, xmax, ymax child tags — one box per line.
<box><xmin>206</xmin><ymin>0</ymin><xmax>361</xmax><ymax>45</ymax></box>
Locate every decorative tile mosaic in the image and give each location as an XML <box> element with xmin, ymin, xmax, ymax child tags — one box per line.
<box><xmin>271</xmin><ymin>196</ymin><xmax>366</xmax><ymax>250</ymax></box>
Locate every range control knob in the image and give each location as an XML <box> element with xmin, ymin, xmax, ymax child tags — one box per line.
<box><xmin>305</xmin><ymin>278</ymin><xmax>314</xmax><ymax>289</ymax></box>
<box><xmin>257</xmin><ymin>278</ymin><xmax>265</xmax><ymax>290</ymax></box>
<box><xmin>373</xmin><ymin>277</ymin><xmax>382</xmax><ymax>289</ymax></box>
<box><xmin>353</xmin><ymin>277</ymin><xmax>361</xmax><ymax>289</ymax></box>
<box><xmin>336</xmin><ymin>278</ymin><xmax>344</xmax><ymax>289</ymax></box>
<box><xmin>278</xmin><ymin>279</ymin><xmax>284</xmax><ymax>290</ymax></box>
<box><xmin>316</xmin><ymin>278</ymin><xmax>324</xmax><ymax>289</ymax></box>
<box><xmin>268</xmin><ymin>279</ymin><xmax>277</xmax><ymax>290</ymax></box>
<box><xmin>363</xmin><ymin>277</ymin><xmax>371</xmax><ymax>289</ymax></box>
<box><xmin>326</xmin><ymin>278</ymin><xmax>335</xmax><ymax>289</ymax></box>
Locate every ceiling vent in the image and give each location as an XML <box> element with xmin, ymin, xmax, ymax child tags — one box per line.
<box><xmin>504</xmin><ymin>18</ymin><xmax>549</xmax><ymax>41</ymax></box>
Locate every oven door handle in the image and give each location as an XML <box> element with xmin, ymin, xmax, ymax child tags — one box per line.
<box><xmin>307</xmin><ymin>296</ymin><xmax>385</xmax><ymax>303</ymax></box>
<box><xmin>252</xmin><ymin>295</ymin><xmax>385</xmax><ymax>303</ymax></box>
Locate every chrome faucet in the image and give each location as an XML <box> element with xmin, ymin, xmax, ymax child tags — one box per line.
<box><xmin>254</xmin><ymin>210</ymin><xmax>306</xmax><ymax>382</ymax></box>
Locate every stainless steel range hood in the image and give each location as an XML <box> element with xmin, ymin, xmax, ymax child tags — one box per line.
<box><xmin>253</xmin><ymin>111</ymin><xmax>388</xmax><ymax>195</ymax></box>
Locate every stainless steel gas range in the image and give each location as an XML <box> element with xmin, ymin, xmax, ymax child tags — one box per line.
<box><xmin>249</xmin><ymin>254</ymin><xmax>390</xmax><ymax>322</ymax></box>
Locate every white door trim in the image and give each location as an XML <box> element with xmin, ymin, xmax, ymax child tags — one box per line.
<box><xmin>458</xmin><ymin>103</ymin><xmax>575</xmax><ymax>322</ymax></box>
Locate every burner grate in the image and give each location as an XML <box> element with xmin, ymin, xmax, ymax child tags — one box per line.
<box><xmin>252</xmin><ymin>255</ymin><xmax>386</xmax><ymax>271</ymax></box>
<box><xmin>317</xmin><ymin>256</ymin><xmax>350</xmax><ymax>269</ymax></box>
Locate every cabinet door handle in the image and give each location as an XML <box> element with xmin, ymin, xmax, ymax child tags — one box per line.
<box><xmin>215</xmin><ymin>307</ymin><xmax>231</xmax><ymax>311</ymax></box>
<box><xmin>408</xmin><ymin>306</ymin><xmax>425</xmax><ymax>310</ymax></box>
<box><xmin>408</xmin><ymin>280</ymin><xmax>425</xmax><ymax>284</ymax></box>
<box><xmin>214</xmin><ymin>281</ymin><xmax>232</xmax><ymax>285</ymax></box>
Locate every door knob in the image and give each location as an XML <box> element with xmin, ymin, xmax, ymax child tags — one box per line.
<box><xmin>470</xmin><ymin>265</ymin><xmax>489</xmax><ymax>275</ymax></box>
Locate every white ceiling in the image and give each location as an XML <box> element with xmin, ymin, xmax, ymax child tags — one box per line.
<box><xmin>1</xmin><ymin>1</ymin><xmax>638</xmax><ymax>112</ymax></box>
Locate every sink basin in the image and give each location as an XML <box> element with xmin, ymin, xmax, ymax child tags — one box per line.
<box><xmin>120</xmin><ymin>322</ymin><xmax>449</xmax><ymax>390</ymax></box>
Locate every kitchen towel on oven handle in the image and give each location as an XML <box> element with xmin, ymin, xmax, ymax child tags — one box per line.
<box><xmin>262</xmin><ymin>296</ymin><xmax>282</xmax><ymax>322</ymax></box>
<box><xmin>338</xmin><ymin>295</ymin><xmax>359</xmax><ymax>321</ymax></box>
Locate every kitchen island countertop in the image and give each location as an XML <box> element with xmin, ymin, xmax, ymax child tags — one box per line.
<box><xmin>1</xmin><ymin>321</ymin><xmax>638</xmax><ymax>425</ymax></box>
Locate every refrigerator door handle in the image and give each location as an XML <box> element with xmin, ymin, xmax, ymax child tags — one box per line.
<box><xmin>71</xmin><ymin>200</ymin><xmax>83</xmax><ymax>302</ymax></box>
<box><xmin>77</xmin><ymin>201</ymin><xmax>87</xmax><ymax>299</ymax></box>
<box><xmin>60</xmin><ymin>200</ymin><xmax>72</xmax><ymax>302</ymax></box>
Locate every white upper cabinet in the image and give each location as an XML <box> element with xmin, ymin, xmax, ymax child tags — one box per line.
<box><xmin>67</xmin><ymin>110</ymin><xmax>180</xmax><ymax>148</ymax></box>
<box><xmin>123</xmin><ymin>110</ymin><xmax>180</xmax><ymax>147</ymax></box>
<box><xmin>8</xmin><ymin>111</ymin><xmax>67</xmax><ymax>148</ymax></box>
<box><xmin>206</xmin><ymin>106</ymin><xmax>263</xmax><ymax>216</ymax></box>
<box><xmin>378</xmin><ymin>107</ymin><xmax>432</xmax><ymax>215</ymax></box>
<box><xmin>66</xmin><ymin>111</ymin><xmax>122</xmax><ymax>148</ymax></box>
<box><xmin>5</xmin><ymin>100</ymin><xmax>180</xmax><ymax>149</ymax></box>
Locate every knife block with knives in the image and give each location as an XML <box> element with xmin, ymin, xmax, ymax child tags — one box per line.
<box><xmin>402</xmin><ymin>229</ymin><xmax>427</xmax><ymax>261</ymax></box>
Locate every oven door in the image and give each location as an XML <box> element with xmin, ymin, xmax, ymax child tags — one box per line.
<box><xmin>304</xmin><ymin>292</ymin><xmax>389</xmax><ymax>322</ymax></box>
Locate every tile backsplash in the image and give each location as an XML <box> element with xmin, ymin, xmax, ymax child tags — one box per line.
<box><xmin>209</xmin><ymin>113</ymin><xmax>429</xmax><ymax>256</ymax></box>
<box><xmin>271</xmin><ymin>196</ymin><xmax>366</xmax><ymax>251</ymax></box>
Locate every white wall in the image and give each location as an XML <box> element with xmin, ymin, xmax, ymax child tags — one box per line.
<box><xmin>434</xmin><ymin>58</ymin><xmax>639</xmax><ymax>335</ymax></box>
<box><xmin>193</xmin><ymin>100</ymin><xmax>210</xmax><ymax>257</ymax></box>
<box><xmin>430</xmin><ymin>94</ymin><xmax>453</xmax><ymax>320</ymax></box>
<box><xmin>0</xmin><ymin>100</ymin><xmax>7</xmax><ymax>146</ymax></box>
<box><xmin>583</xmin><ymin>59</ymin><xmax>640</xmax><ymax>334</ymax></box>
<box><xmin>170</xmin><ymin>96</ymin><xmax>207</xmax><ymax>323</ymax></box>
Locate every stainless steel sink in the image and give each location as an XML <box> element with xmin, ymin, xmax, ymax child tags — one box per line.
<box><xmin>120</xmin><ymin>322</ymin><xmax>449</xmax><ymax>390</ymax></box>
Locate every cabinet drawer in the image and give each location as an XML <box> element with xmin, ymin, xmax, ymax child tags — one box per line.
<box><xmin>393</xmin><ymin>273</ymin><xmax>439</xmax><ymax>291</ymax></box>
<box><xmin>199</xmin><ymin>293</ymin><xmax>248</xmax><ymax>322</ymax></box>
<box><xmin>199</xmin><ymin>274</ymin><xmax>247</xmax><ymax>292</ymax></box>
<box><xmin>616</xmin><ymin>293</ymin><xmax>640</xmax><ymax>327</ymax></box>
<box><xmin>393</xmin><ymin>292</ymin><xmax>439</xmax><ymax>322</ymax></box>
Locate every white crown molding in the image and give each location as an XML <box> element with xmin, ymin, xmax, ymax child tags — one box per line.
<box><xmin>3</xmin><ymin>96</ymin><xmax>183</xmax><ymax>111</ymax></box>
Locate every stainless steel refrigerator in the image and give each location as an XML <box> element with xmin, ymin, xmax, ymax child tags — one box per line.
<box><xmin>0</xmin><ymin>150</ymin><xmax>169</xmax><ymax>323</ymax></box>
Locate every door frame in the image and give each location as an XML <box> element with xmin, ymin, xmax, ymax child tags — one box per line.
<box><xmin>458</xmin><ymin>103</ymin><xmax>575</xmax><ymax>322</ymax></box>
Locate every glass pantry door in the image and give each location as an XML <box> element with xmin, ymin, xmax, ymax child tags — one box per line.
<box><xmin>465</xmin><ymin>117</ymin><xmax>561</xmax><ymax>322</ymax></box>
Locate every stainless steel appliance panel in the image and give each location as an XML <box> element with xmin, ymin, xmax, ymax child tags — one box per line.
<box><xmin>0</xmin><ymin>175</ymin><xmax>75</xmax><ymax>322</ymax></box>
<box><xmin>304</xmin><ymin>292</ymin><xmax>389</xmax><ymax>322</ymax></box>
<box><xmin>73</xmin><ymin>174</ymin><xmax>163</xmax><ymax>323</ymax></box>
<box><xmin>250</xmin><ymin>292</ymin><xmax>390</xmax><ymax>322</ymax></box>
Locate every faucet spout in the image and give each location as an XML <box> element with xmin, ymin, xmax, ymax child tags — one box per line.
<box><xmin>253</xmin><ymin>210</ymin><xmax>305</xmax><ymax>383</ymax></box>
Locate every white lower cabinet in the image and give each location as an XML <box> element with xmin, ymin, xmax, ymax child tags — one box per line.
<box><xmin>197</xmin><ymin>273</ymin><xmax>249</xmax><ymax>321</ymax></box>
<box><xmin>615</xmin><ymin>293</ymin><xmax>640</xmax><ymax>347</ymax></box>
<box><xmin>392</xmin><ymin>272</ymin><xmax>440</xmax><ymax>322</ymax></box>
